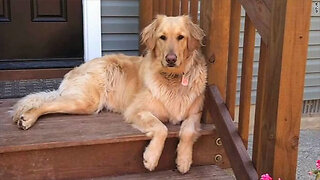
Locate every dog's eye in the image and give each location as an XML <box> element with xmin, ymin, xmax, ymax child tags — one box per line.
<box><xmin>160</xmin><ymin>35</ymin><xmax>167</xmax><ymax>40</ymax></box>
<box><xmin>177</xmin><ymin>35</ymin><xmax>184</xmax><ymax>40</ymax></box>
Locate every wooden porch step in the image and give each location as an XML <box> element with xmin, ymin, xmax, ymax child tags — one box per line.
<box><xmin>0</xmin><ymin>99</ymin><xmax>229</xmax><ymax>180</ymax></box>
<box><xmin>100</xmin><ymin>165</ymin><xmax>235</xmax><ymax>180</ymax></box>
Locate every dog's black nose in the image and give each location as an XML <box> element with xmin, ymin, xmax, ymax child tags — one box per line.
<box><xmin>166</xmin><ymin>53</ymin><xmax>177</xmax><ymax>66</ymax></box>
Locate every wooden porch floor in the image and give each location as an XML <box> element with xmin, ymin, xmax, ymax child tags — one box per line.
<box><xmin>105</xmin><ymin>165</ymin><xmax>234</xmax><ymax>180</ymax></box>
<box><xmin>0</xmin><ymin>99</ymin><xmax>214</xmax><ymax>153</ymax></box>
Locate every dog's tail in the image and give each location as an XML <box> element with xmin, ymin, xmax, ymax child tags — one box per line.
<box><xmin>11</xmin><ymin>91</ymin><xmax>59</xmax><ymax>123</ymax></box>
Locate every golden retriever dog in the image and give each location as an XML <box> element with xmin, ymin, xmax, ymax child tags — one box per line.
<box><xmin>11</xmin><ymin>15</ymin><xmax>207</xmax><ymax>173</ymax></box>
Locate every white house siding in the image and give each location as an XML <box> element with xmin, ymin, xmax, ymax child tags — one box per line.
<box><xmin>100</xmin><ymin>1</ymin><xmax>320</xmax><ymax>104</ymax></box>
<box><xmin>101</xmin><ymin>0</ymin><xmax>140</xmax><ymax>56</ymax></box>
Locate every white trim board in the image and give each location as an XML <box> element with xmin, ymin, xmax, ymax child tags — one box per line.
<box><xmin>83</xmin><ymin>0</ymin><xmax>102</xmax><ymax>62</ymax></box>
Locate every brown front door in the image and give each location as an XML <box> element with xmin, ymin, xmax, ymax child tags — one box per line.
<box><xmin>0</xmin><ymin>0</ymin><xmax>83</xmax><ymax>70</ymax></box>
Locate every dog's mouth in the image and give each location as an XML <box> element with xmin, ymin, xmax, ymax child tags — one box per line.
<box><xmin>161</xmin><ymin>61</ymin><xmax>177</xmax><ymax>68</ymax></box>
<box><xmin>167</xmin><ymin>63</ymin><xmax>176</xmax><ymax>67</ymax></box>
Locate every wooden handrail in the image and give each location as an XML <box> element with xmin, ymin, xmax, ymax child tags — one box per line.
<box><xmin>263</xmin><ymin>0</ymin><xmax>272</xmax><ymax>10</ymax></box>
<box><xmin>238</xmin><ymin>0</ymin><xmax>271</xmax><ymax>44</ymax></box>
<box><xmin>206</xmin><ymin>85</ymin><xmax>258</xmax><ymax>180</ymax></box>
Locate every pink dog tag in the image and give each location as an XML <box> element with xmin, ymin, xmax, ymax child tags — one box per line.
<box><xmin>181</xmin><ymin>75</ymin><xmax>189</xmax><ymax>86</ymax></box>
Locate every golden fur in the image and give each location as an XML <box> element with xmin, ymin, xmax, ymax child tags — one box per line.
<box><xmin>12</xmin><ymin>15</ymin><xmax>207</xmax><ymax>173</ymax></box>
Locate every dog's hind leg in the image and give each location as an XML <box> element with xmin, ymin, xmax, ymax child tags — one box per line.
<box><xmin>124</xmin><ymin>110</ymin><xmax>168</xmax><ymax>171</ymax></box>
<box><xmin>16</xmin><ymin>96</ymin><xmax>98</xmax><ymax>130</ymax></box>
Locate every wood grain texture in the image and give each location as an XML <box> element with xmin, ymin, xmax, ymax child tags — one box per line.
<box><xmin>181</xmin><ymin>0</ymin><xmax>189</xmax><ymax>15</ymax></box>
<box><xmin>206</xmin><ymin>85</ymin><xmax>258</xmax><ymax>180</ymax></box>
<box><xmin>166</xmin><ymin>0</ymin><xmax>173</xmax><ymax>16</ymax></box>
<box><xmin>201</xmin><ymin>0</ymin><xmax>231</xmax><ymax>99</ymax></box>
<box><xmin>238</xmin><ymin>0</ymin><xmax>271</xmax><ymax>44</ymax></box>
<box><xmin>253</xmin><ymin>0</ymin><xmax>312</xmax><ymax>179</ymax></box>
<box><xmin>139</xmin><ymin>0</ymin><xmax>153</xmax><ymax>53</ymax></box>
<box><xmin>263</xmin><ymin>0</ymin><xmax>272</xmax><ymax>10</ymax></box>
<box><xmin>173</xmin><ymin>0</ymin><xmax>180</xmax><ymax>16</ymax></box>
<box><xmin>252</xmin><ymin>40</ymin><xmax>269</xmax><ymax>172</ymax></box>
<box><xmin>0</xmin><ymin>99</ymin><xmax>214</xmax><ymax>153</ymax></box>
<box><xmin>226</xmin><ymin>0</ymin><xmax>241</xmax><ymax>120</ymax></box>
<box><xmin>159</xmin><ymin>0</ymin><xmax>167</xmax><ymax>14</ymax></box>
<box><xmin>200</xmin><ymin>0</ymin><xmax>231</xmax><ymax>123</ymax></box>
<box><xmin>0</xmin><ymin>68</ymin><xmax>71</xmax><ymax>81</ymax></box>
<box><xmin>238</xmin><ymin>14</ymin><xmax>255</xmax><ymax>149</ymax></box>
<box><xmin>153</xmin><ymin>0</ymin><xmax>160</xmax><ymax>17</ymax></box>
<box><xmin>0</xmin><ymin>99</ymin><xmax>230</xmax><ymax>179</ymax></box>
<box><xmin>190</xmin><ymin>0</ymin><xmax>199</xmax><ymax>23</ymax></box>
<box><xmin>1</xmin><ymin>136</ymin><xmax>229</xmax><ymax>180</ymax></box>
<box><xmin>107</xmin><ymin>165</ymin><xmax>234</xmax><ymax>180</ymax></box>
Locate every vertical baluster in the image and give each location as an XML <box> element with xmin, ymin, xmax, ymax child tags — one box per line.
<box><xmin>166</xmin><ymin>0</ymin><xmax>173</xmax><ymax>16</ymax></box>
<box><xmin>153</xmin><ymin>0</ymin><xmax>159</xmax><ymax>17</ymax></box>
<box><xmin>238</xmin><ymin>14</ymin><xmax>255</xmax><ymax>149</ymax></box>
<box><xmin>173</xmin><ymin>0</ymin><xmax>180</xmax><ymax>16</ymax></box>
<box><xmin>159</xmin><ymin>0</ymin><xmax>166</xmax><ymax>14</ymax></box>
<box><xmin>190</xmin><ymin>0</ymin><xmax>199</xmax><ymax>23</ymax></box>
<box><xmin>181</xmin><ymin>0</ymin><xmax>188</xmax><ymax>15</ymax></box>
<box><xmin>226</xmin><ymin>0</ymin><xmax>241</xmax><ymax>120</ymax></box>
<box><xmin>139</xmin><ymin>0</ymin><xmax>153</xmax><ymax>53</ymax></box>
<box><xmin>252</xmin><ymin>39</ymin><xmax>268</xmax><ymax>173</ymax></box>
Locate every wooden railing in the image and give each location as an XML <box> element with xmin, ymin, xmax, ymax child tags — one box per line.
<box><xmin>140</xmin><ymin>0</ymin><xmax>312</xmax><ymax>179</ymax></box>
<box><xmin>202</xmin><ymin>0</ymin><xmax>312</xmax><ymax>179</ymax></box>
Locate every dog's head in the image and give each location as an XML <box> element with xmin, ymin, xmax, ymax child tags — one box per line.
<box><xmin>141</xmin><ymin>15</ymin><xmax>205</xmax><ymax>72</ymax></box>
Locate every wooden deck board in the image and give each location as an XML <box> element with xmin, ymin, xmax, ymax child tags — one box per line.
<box><xmin>101</xmin><ymin>165</ymin><xmax>234</xmax><ymax>180</ymax></box>
<box><xmin>0</xmin><ymin>99</ymin><xmax>215</xmax><ymax>153</ymax></box>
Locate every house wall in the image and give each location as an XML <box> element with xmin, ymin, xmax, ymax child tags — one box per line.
<box><xmin>101</xmin><ymin>0</ymin><xmax>140</xmax><ymax>56</ymax></box>
<box><xmin>100</xmin><ymin>0</ymin><xmax>320</xmax><ymax>105</ymax></box>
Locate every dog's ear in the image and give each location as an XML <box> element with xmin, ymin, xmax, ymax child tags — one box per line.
<box><xmin>141</xmin><ymin>15</ymin><xmax>166</xmax><ymax>50</ymax></box>
<box><xmin>184</xmin><ymin>16</ymin><xmax>205</xmax><ymax>52</ymax></box>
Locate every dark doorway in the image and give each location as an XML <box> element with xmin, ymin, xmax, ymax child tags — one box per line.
<box><xmin>0</xmin><ymin>0</ymin><xmax>84</xmax><ymax>70</ymax></box>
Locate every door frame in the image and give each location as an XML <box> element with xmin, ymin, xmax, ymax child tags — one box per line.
<box><xmin>83</xmin><ymin>0</ymin><xmax>102</xmax><ymax>62</ymax></box>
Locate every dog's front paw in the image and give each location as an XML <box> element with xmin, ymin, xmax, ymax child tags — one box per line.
<box><xmin>176</xmin><ymin>156</ymin><xmax>192</xmax><ymax>174</ymax></box>
<box><xmin>16</xmin><ymin>111</ymin><xmax>37</xmax><ymax>130</ymax></box>
<box><xmin>176</xmin><ymin>145</ymin><xmax>193</xmax><ymax>174</ymax></box>
<box><xmin>143</xmin><ymin>146</ymin><xmax>160</xmax><ymax>171</ymax></box>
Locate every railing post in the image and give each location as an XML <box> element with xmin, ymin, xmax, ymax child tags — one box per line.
<box><xmin>252</xmin><ymin>0</ymin><xmax>312</xmax><ymax>179</ymax></box>
<box><xmin>139</xmin><ymin>0</ymin><xmax>153</xmax><ymax>54</ymax></box>
<box><xmin>200</xmin><ymin>0</ymin><xmax>231</xmax><ymax>123</ymax></box>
